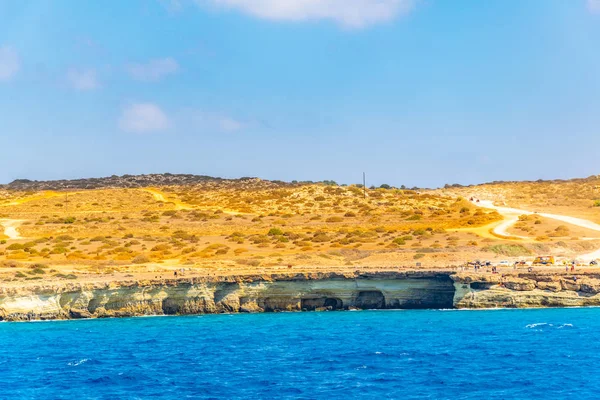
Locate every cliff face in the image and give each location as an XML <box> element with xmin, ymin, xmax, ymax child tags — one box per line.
<box><xmin>452</xmin><ymin>272</ymin><xmax>600</xmax><ymax>308</ymax></box>
<box><xmin>5</xmin><ymin>271</ymin><xmax>600</xmax><ymax>321</ymax></box>
<box><xmin>0</xmin><ymin>272</ymin><xmax>455</xmax><ymax>321</ymax></box>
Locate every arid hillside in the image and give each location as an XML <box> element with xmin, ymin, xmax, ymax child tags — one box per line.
<box><xmin>2</xmin><ymin>174</ymin><xmax>600</xmax><ymax>285</ymax></box>
<box><xmin>435</xmin><ymin>176</ymin><xmax>600</xmax><ymax>222</ymax></box>
<box><xmin>0</xmin><ymin>175</ymin><xmax>506</xmax><ymax>282</ymax></box>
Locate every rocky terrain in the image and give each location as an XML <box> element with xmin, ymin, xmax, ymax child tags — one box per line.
<box><xmin>453</xmin><ymin>271</ymin><xmax>600</xmax><ymax>308</ymax></box>
<box><xmin>2</xmin><ymin>270</ymin><xmax>600</xmax><ymax>321</ymax></box>
<box><xmin>1</xmin><ymin>174</ymin><xmax>290</xmax><ymax>191</ymax></box>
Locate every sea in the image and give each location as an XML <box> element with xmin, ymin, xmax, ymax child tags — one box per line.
<box><xmin>0</xmin><ymin>308</ymin><xmax>598</xmax><ymax>399</ymax></box>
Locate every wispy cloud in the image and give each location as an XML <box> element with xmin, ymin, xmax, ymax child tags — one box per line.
<box><xmin>158</xmin><ymin>0</ymin><xmax>183</xmax><ymax>12</ymax></box>
<box><xmin>219</xmin><ymin>117</ymin><xmax>244</xmax><ymax>132</ymax></box>
<box><xmin>67</xmin><ymin>68</ymin><xmax>100</xmax><ymax>91</ymax></box>
<box><xmin>588</xmin><ymin>0</ymin><xmax>600</xmax><ymax>13</ymax></box>
<box><xmin>199</xmin><ymin>0</ymin><xmax>415</xmax><ymax>28</ymax></box>
<box><xmin>126</xmin><ymin>58</ymin><xmax>179</xmax><ymax>82</ymax></box>
<box><xmin>183</xmin><ymin>109</ymin><xmax>248</xmax><ymax>133</ymax></box>
<box><xmin>119</xmin><ymin>103</ymin><xmax>170</xmax><ymax>133</ymax></box>
<box><xmin>0</xmin><ymin>45</ymin><xmax>20</xmax><ymax>82</ymax></box>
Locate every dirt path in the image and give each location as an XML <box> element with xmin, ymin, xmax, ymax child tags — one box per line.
<box><xmin>143</xmin><ymin>188</ymin><xmax>192</xmax><ymax>211</ymax></box>
<box><xmin>475</xmin><ymin>199</ymin><xmax>600</xmax><ymax>260</ymax></box>
<box><xmin>142</xmin><ymin>188</ymin><xmax>248</xmax><ymax>216</ymax></box>
<box><xmin>0</xmin><ymin>219</ymin><xmax>24</xmax><ymax>240</ymax></box>
<box><xmin>477</xmin><ymin>200</ymin><xmax>600</xmax><ymax>235</ymax></box>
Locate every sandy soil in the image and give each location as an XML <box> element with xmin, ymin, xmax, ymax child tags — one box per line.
<box><xmin>0</xmin><ymin>219</ymin><xmax>24</xmax><ymax>240</ymax></box>
<box><xmin>475</xmin><ymin>200</ymin><xmax>600</xmax><ymax>261</ymax></box>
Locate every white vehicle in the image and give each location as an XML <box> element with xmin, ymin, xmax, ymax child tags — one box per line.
<box><xmin>497</xmin><ymin>260</ymin><xmax>511</xmax><ymax>267</ymax></box>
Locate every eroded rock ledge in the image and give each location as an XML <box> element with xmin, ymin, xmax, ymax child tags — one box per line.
<box><xmin>3</xmin><ymin>270</ymin><xmax>600</xmax><ymax>321</ymax></box>
<box><xmin>0</xmin><ymin>271</ymin><xmax>455</xmax><ymax>321</ymax></box>
<box><xmin>452</xmin><ymin>272</ymin><xmax>600</xmax><ymax>308</ymax></box>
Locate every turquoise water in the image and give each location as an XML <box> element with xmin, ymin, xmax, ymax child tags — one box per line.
<box><xmin>0</xmin><ymin>309</ymin><xmax>598</xmax><ymax>399</ymax></box>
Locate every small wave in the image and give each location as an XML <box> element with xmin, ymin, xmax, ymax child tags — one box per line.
<box><xmin>558</xmin><ymin>323</ymin><xmax>574</xmax><ymax>329</ymax></box>
<box><xmin>68</xmin><ymin>358</ymin><xmax>90</xmax><ymax>366</ymax></box>
<box><xmin>526</xmin><ymin>323</ymin><xmax>550</xmax><ymax>329</ymax></box>
<box><xmin>526</xmin><ymin>323</ymin><xmax>574</xmax><ymax>329</ymax></box>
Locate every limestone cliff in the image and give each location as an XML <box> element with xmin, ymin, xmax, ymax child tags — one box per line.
<box><xmin>452</xmin><ymin>272</ymin><xmax>600</xmax><ymax>308</ymax></box>
<box><xmin>0</xmin><ymin>271</ymin><xmax>455</xmax><ymax>321</ymax></box>
<box><xmin>5</xmin><ymin>270</ymin><xmax>600</xmax><ymax>321</ymax></box>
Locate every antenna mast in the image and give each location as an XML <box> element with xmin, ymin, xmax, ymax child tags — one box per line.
<box><xmin>363</xmin><ymin>172</ymin><xmax>366</xmax><ymax>199</ymax></box>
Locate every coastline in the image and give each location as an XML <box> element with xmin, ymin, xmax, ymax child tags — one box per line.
<box><xmin>2</xmin><ymin>269</ymin><xmax>600</xmax><ymax>322</ymax></box>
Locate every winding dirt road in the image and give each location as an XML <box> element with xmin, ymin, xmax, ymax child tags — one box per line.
<box><xmin>475</xmin><ymin>200</ymin><xmax>600</xmax><ymax>260</ymax></box>
<box><xmin>0</xmin><ymin>219</ymin><xmax>24</xmax><ymax>240</ymax></box>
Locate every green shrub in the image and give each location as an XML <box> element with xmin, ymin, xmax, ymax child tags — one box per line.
<box><xmin>267</xmin><ymin>228</ymin><xmax>284</xmax><ymax>236</ymax></box>
<box><xmin>54</xmin><ymin>273</ymin><xmax>77</xmax><ymax>279</ymax></box>
<box><xmin>132</xmin><ymin>254</ymin><xmax>151</xmax><ymax>264</ymax></box>
<box><xmin>51</xmin><ymin>247</ymin><xmax>68</xmax><ymax>254</ymax></box>
<box><xmin>483</xmin><ymin>244</ymin><xmax>531</xmax><ymax>257</ymax></box>
<box><xmin>56</xmin><ymin>235</ymin><xmax>74</xmax><ymax>241</ymax></box>
<box><xmin>30</xmin><ymin>268</ymin><xmax>46</xmax><ymax>275</ymax></box>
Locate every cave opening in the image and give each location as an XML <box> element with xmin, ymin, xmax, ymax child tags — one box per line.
<box><xmin>301</xmin><ymin>297</ymin><xmax>343</xmax><ymax>311</ymax></box>
<box><xmin>355</xmin><ymin>291</ymin><xmax>386</xmax><ymax>309</ymax></box>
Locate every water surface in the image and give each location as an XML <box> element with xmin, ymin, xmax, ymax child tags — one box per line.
<box><xmin>0</xmin><ymin>309</ymin><xmax>597</xmax><ymax>399</ymax></box>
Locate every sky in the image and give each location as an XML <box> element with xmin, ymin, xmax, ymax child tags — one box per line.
<box><xmin>1</xmin><ymin>0</ymin><xmax>600</xmax><ymax>188</ymax></box>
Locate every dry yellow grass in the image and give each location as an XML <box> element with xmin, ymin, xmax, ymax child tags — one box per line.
<box><xmin>0</xmin><ymin>181</ymin><xmax>506</xmax><ymax>280</ymax></box>
<box><xmin>434</xmin><ymin>176</ymin><xmax>600</xmax><ymax>223</ymax></box>
<box><xmin>3</xmin><ymin>177</ymin><xmax>600</xmax><ymax>284</ymax></box>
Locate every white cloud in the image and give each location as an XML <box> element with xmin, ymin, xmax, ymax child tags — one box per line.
<box><xmin>588</xmin><ymin>0</ymin><xmax>600</xmax><ymax>12</ymax></box>
<box><xmin>119</xmin><ymin>103</ymin><xmax>170</xmax><ymax>133</ymax></box>
<box><xmin>183</xmin><ymin>109</ymin><xmax>247</xmax><ymax>133</ymax></box>
<box><xmin>201</xmin><ymin>0</ymin><xmax>415</xmax><ymax>28</ymax></box>
<box><xmin>0</xmin><ymin>45</ymin><xmax>20</xmax><ymax>81</ymax></box>
<box><xmin>219</xmin><ymin>117</ymin><xmax>244</xmax><ymax>132</ymax></box>
<box><xmin>67</xmin><ymin>68</ymin><xmax>100</xmax><ymax>91</ymax></box>
<box><xmin>126</xmin><ymin>58</ymin><xmax>179</xmax><ymax>82</ymax></box>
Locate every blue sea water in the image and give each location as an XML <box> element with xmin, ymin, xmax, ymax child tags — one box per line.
<box><xmin>0</xmin><ymin>309</ymin><xmax>598</xmax><ymax>399</ymax></box>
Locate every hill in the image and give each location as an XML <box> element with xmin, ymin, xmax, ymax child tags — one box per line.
<box><xmin>0</xmin><ymin>173</ymin><xmax>600</xmax><ymax>285</ymax></box>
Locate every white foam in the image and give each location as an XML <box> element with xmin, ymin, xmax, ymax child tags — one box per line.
<box><xmin>67</xmin><ymin>358</ymin><xmax>89</xmax><ymax>366</ymax></box>
<box><xmin>526</xmin><ymin>323</ymin><xmax>549</xmax><ymax>328</ymax></box>
<box><xmin>558</xmin><ymin>323</ymin><xmax>574</xmax><ymax>329</ymax></box>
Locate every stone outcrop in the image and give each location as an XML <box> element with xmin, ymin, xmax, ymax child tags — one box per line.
<box><xmin>0</xmin><ymin>271</ymin><xmax>455</xmax><ymax>321</ymax></box>
<box><xmin>4</xmin><ymin>270</ymin><xmax>600</xmax><ymax>321</ymax></box>
<box><xmin>2</xmin><ymin>174</ymin><xmax>288</xmax><ymax>191</ymax></box>
<box><xmin>452</xmin><ymin>272</ymin><xmax>600</xmax><ymax>308</ymax></box>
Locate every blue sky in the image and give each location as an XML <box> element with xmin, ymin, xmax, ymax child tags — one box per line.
<box><xmin>1</xmin><ymin>0</ymin><xmax>600</xmax><ymax>188</ymax></box>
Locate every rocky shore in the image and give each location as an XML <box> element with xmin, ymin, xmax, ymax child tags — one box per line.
<box><xmin>2</xmin><ymin>270</ymin><xmax>600</xmax><ymax>321</ymax></box>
